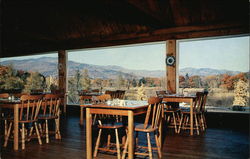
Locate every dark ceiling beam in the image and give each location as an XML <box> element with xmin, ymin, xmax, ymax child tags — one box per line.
<box><xmin>126</xmin><ymin>0</ymin><xmax>174</xmax><ymax>26</ymax></box>
<box><xmin>1</xmin><ymin>22</ymin><xmax>248</xmax><ymax>58</ymax></box>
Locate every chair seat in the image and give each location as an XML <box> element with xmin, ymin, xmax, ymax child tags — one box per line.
<box><xmin>38</xmin><ymin>114</ymin><xmax>58</xmax><ymax>120</ymax></box>
<box><xmin>164</xmin><ymin>108</ymin><xmax>180</xmax><ymax>112</ymax></box>
<box><xmin>98</xmin><ymin>122</ymin><xmax>124</xmax><ymax>129</ymax></box>
<box><xmin>180</xmin><ymin>109</ymin><xmax>201</xmax><ymax>114</ymax></box>
<box><xmin>134</xmin><ymin>123</ymin><xmax>158</xmax><ymax>133</ymax></box>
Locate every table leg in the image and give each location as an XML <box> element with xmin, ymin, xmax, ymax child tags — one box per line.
<box><xmin>86</xmin><ymin>108</ymin><xmax>92</xmax><ymax>159</ymax></box>
<box><xmin>128</xmin><ymin>111</ymin><xmax>134</xmax><ymax>159</ymax></box>
<box><xmin>80</xmin><ymin>107</ymin><xmax>83</xmax><ymax>125</ymax></box>
<box><xmin>190</xmin><ymin>99</ymin><xmax>193</xmax><ymax>136</ymax></box>
<box><xmin>14</xmin><ymin>104</ymin><xmax>19</xmax><ymax>150</ymax></box>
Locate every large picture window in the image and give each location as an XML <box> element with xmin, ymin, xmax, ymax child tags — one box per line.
<box><xmin>67</xmin><ymin>42</ymin><xmax>166</xmax><ymax>104</ymax></box>
<box><xmin>178</xmin><ymin>36</ymin><xmax>249</xmax><ymax>112</ymax></box>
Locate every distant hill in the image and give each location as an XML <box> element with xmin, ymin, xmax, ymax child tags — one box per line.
<box><xmin>179</xmin><ymin>67</ymin><xmax>241</xmax><ymax>76</ymax></box>
<box><xmin>0</xmin><ymin>57</ymin><xmax>242</xmax><ymax>78</ymax></box>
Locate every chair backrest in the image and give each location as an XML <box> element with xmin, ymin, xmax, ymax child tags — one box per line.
<box><xmin>0</xmin><ymin>93</ymin><xmax>9</xmax><ymax>98</ymax></box>
<box><xmin>91</xmin><ymin>89</ymin><xmax>100</xmax><ymax>93</ymax></box>
<box><xmin>143</xmin><ymin>97</ymin><xmax>163</xmax><ymax>129</ymax></box>
<box><xmin>79</xmin><ymin>95</ymin><xmax>93</xmax><ymax>105</ymax></box>
<box><xmin>105</xmin><ymin>90</ymin><xmax>125</xmax><ymax>99</ymax></box>
<box><xmin>20</xmin><ymin>94</ymin><xmax>43</xmax><ymax>122</ymax></box>
<box><xmin>200</xmin><ymin>91</ymin><xmax>208</xmax><ymax>112</ymax></box>
<box><xmin>193</xmin><ymin>92</ymin><xmax>205</xmax><ymax>112</ymax></box>
<box><xmin>156</xmin><ymin>90</ymin><xmax>168</xmax><ymax>97</ymax></box>
<box><xmin>51</xmin><ymin>89</ymin><xmax>64</xmax><ymax>94</ymax></box>
<box><xmin>116</xmin><ymin>90</ymin><xmax>126</xmax><ymax>99</ymax></box>
<box><xmin>104</xmin><ymin>90</ymin><xmax>116</xmax><ymax>99</ymax></box>
<box><xmin>42</xmin><ymin>94</ymin><xmax>61</xmax><ymax>117</ymax></box>
<box><xmin>96</xmin><ymin>94</ymin><xmax>111</xmax><ymax>104</ymax></box>
<box><xmin>13</xmin><ymin>93</ymin><xmax>27</xmax><ymax>98</ymax></box>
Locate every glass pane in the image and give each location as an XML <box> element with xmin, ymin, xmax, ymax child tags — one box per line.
<box><xmin>178</xmin><ymin>36</ymin><xmax>249</xmax><ymax>112</ymax></box>
<box><xmin>0</xmin><ymin>53</ymin><xmax>58</xmax><ymax>94</ymax></box>
<box><xmin>67</xmin><ymin>42</ymin><xmax>166</xmax><ymax>104</ymax></box>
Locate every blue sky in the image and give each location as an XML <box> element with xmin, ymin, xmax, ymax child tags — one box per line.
<box><xmin>179</xmin><ymin>36</ymin><xmax>249</xmax><ymax>72</ymax></box>
<box><xmin>1</xmin><ymin>36</ymin><xmax>249</xmax><ymax>72</ymax></box>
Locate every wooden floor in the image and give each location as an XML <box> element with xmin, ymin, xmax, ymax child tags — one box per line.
<box><xmin>1</xmin><ymin>113</ymin><xmax>249</xmax><ymax>159</ymax></box>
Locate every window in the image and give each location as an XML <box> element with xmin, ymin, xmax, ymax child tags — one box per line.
<box><xmin>178</xmin><ymin>36</ymin><xmax>249</xmax><ymax>112</ymax></box>
<box><xmin>67</xmin><ymin>42</ymin><xmax>166</xmax><ymax>104</ymax></box>
<box><xmin>0</xmin><ymin>53</ymin><xmax>58</xmax><ymax>93</ymax></box>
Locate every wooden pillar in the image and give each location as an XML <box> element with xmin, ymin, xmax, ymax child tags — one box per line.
<box><xmin>166</xmin><ymin>40</ymin><xmax>177</xmax><ymax>94</ymax></box>
<box><xmin>58</xmin><ymin>50</ymin><xmax>68</xmax><ymax>113</ymax></box>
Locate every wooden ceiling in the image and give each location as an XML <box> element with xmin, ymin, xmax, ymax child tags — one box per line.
<box><xmin>1</xmin><ymin>0</ymin><xmax>249</xmax><ymax>58</ymax></box>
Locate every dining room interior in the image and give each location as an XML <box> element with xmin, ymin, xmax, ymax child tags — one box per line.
<box><xmin>0</xmin><ymin>0</ymin><xmax>249</xmax><ymax>159</ymax></box>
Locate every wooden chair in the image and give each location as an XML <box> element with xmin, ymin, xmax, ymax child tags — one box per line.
<box><xmin>91</xmin><ymin>89</ymin><xmax>100</xmax><ymax>93</ymax></box>
<box><xmin>158</xmin><ymin>90</ymin><xmax>180</xmax><ymax>133</ymax></box>
<box><xmin>4</xmin><ymin>95</ymin><xmax>43</xmax><ymax>149</ymax></box>
<box><xmin>122</xmin><ymin>97</ymin><xmax>163</xmax><ymax>159</ymax></box>
<box><xmin>105</xmin><ymin>90</ymin><xmax>117</xmax><ymax>99</ymax></box>
<box><xmin>0</xmin><ymin>93</ymin><xmax>10</xmax><ymax>138</ymax></box>
<box><xmin>116</xmin><ymin>90</ymin><xmax>126</xmax><ymax>99</ymax></box>
<box><xmin>162</xmin><ymin>99</ymin><xmax>180</xmax><ymax>133</ymax></box>
<box><xmin>50</xmin><ymin>89</ymin><xmax>62</xmax><ymax>94</ymax></box>
<box><xmin>0</xmin><ymin>93</ymin><xmax>9</xmax><ymax>98</ymax></box>
<box><xmin>156</xmin><ymin>90</ymin><xmax>169</xmax><ymax>97</ymax></box>
<box><xmin>38</xmin><ymin>94</ymin><xmax>62</xmax><ymax>143</ymax></box>
<box><xmin>79</xmin><ymin>95</ymin><xmax>93</xmax><ymax>125</ymax></box>
<box><xmin>93</xmin><ymin>94</ymin><xmax>124</xmax><ymax>159</ymax></box>
<box><xmin>200</xmin><ymin>91</ymin><xmax>208</xmax><ymax>130</ymax></box>
<box><xmin>178</xmin><ymin>92</ymin><xmax>205</xmax><ymax>135</ymax></box>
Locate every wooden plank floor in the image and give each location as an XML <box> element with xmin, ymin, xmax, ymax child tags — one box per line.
<box><xmin>1</xmin><ymin>114</ymin><xmax>249</xmax><ymax>159</ymax></box>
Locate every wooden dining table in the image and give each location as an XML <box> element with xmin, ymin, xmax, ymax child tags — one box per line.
<box><xmin>0</xmin><ymin>98</ymin><xmax>61</xmax><ymax>150</ymax></box>
<box><xmin>79</xmin><ymin>93</ymin><xmax>103</xmax><ymax>125</ymax></box>
<box><xmin>81</xmin><ymin>100</ymin><xmax>162</xmax><ymax>159</ymax></box>
<box><xmin>0</xmin><ymin>100</ymin><xmax>22</xmax><ymax>150</ymax></box>
<box><xmin>162</xmin><ymin>94</ymin><xmax>196</xmax><ymax>135</ymax></box>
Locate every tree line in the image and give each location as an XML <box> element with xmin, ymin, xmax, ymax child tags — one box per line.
<box><xmin>1</xmin><ymin>65</ymin><xmax>249</xmax><ymax>94</ymax></box>
<box><xmin>179</xmin><ymin>73</ymin><xmax>249</xmax><ymax>91</ymax></box>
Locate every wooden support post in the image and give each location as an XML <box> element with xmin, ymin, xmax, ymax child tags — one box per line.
<box><xmin>58</xmin><ymin>50</ymin><xmax>68</xmax><ymax>113</ymax></box>
<box><xmin>166</xmin><ymin>40</ymin><xmax>177</xmax><ymax>94</ymax></box>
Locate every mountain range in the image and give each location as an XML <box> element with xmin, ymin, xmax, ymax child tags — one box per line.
<box><xmin>0</xmin><ymin>57</ymin><xmax>241</xmax><ymax>78</ymax></box>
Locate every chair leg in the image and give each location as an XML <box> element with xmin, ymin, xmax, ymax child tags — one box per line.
<box><xmin>135</xmin><ymin>131</ymin><xmax>139</xmax><ymax>148</ymax></box>
<box><xmin>21</xmin><ymin>123</ymin><xmax>25</xmax><ymax>150</ymax></box>
<box><xmin>45</xmin><ymin>120</ymin><xmax>49</xmax><ymax>143</ymax></box>
<box><xmin>202</xmin><ymin>113</ymin><xmax>207</xmax><ymax>129</ymax></box>
<box><xmin>4</xmin><ymin>120</ymin><xmax>7</xmax><ymax>137</ymax></box>
<box><xmin>115</xmin><ymin>129</ymin><xmax>121</xmax><ymax>159</ymax></box>
<box><xmin>200</xmin><ymin>114</ymin><xmax>205</xmax><ymax>131</ymax></box>
<box><xmin>194</xmin><ymin>114</ymin><xmax>199</xmax><ymax>135</ymax></box>
<box><xmin>147</xmin><ymin>133</ymin><xmax>153</xmax><ymax>159</ymax></box>
<box><xmin>28</xmin><ymin>126</ymin><xmax>34</xmax><ymax>141</ymax></box>
<box><xmin>178</xmin><ymin>114</ymin><xmax>183</xmax><ymax>133</ymax></box>
<box><xmin>4</xmin><ymin>122</ymin><xmax>12</xmax><ymax>147</ymax></box>
<box><xmin>38</xmin><ymin>123</ymin><xmax>43</xmax><ymax>135</ymax></box>
<box><xmin>107</xmin><ymin>133</ymin><xmax>111</xmax><ymax>148</ymax></box>
<box><xmin>34</xmin><ymin>122</ymin><xmax>42</xmax><ymax>145</ymax></box>
<box><xmin>55</xmin><ymin>118</ymin><xmax>61</xmax><ymax>140</ymax></box>
<box><xmin>172</xmin><ymin>112</ymin><xmax>178</xmax><ymax>133</ymax></box>
<box><xmin>185</xmin><ymin>116</ymin><xmax>189</xmax><ymax>130</ymax></box>
<box><xmin>167</xmin><ymin>115</ymin><xmax>170</xmax><ymax>123</ymax></box>
<box><xmin>154</xmin><ymin>133</ymin><xmax>162</xmax><ymax>158</ymax></box>
<box><xmin>122</xmin><ymin>136</ymin><xmax>129</xmax><ymax>159</ymax></box>
<box><xmin>94</xmin><ymin>129</ymin><xmax>102</xmax><ymax>157</ymax></box>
